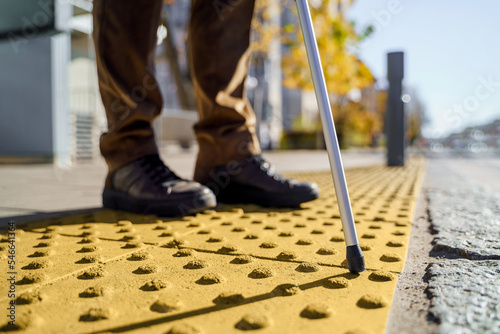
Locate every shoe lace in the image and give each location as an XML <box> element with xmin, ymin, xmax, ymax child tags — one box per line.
<box><xmin>138</xmin><ymin>155</ymin><xmax>180</xmax><ymax>185</ymax></box>
<box><xmin>251</xmin><ymin>155</ymin><xmax>287</xmax><ymax>183</ymax></box>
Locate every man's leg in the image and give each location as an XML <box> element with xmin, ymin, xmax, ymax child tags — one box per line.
<box><xmin>188</xmin><ymin>0</ymin><xmax>319</xmax><ymax>207</ymax></box>
<box><xmin>93</xmin><ymin>0</ymin><xmax>163</xmax><ymax>173</ymax></box>
<box><xmin>189</xmin><ymin>0</ymin><xmax>261</xmax><ymax>184</ymax></box>
<box><xmin>93</xmin><ymin>0</ymin><xmax>216</xmax><ymax>216</ymax></box>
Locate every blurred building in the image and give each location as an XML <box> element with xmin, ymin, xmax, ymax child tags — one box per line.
<box><xmin>431</xmin><ymin>119</ymin><xmax>500</xmax><ymax>153</ymax></box>
<box><xmin>0</xmin><ymin>0</ymin><xmax>73</xmax><ymax>164</ymax></box>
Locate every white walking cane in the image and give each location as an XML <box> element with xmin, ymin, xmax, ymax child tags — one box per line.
<box><xmin>295</xmin><ymin>0</ymin><xmax>365</xmax><ymax>273</ymax></box>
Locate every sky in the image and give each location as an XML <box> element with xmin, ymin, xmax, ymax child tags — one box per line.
<box><xmin>346</xmin><ymin>0</ymin><xmax>500</xmax><ymax>138</ymax></box>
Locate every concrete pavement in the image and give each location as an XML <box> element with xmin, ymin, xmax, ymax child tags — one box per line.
<box><xmin>0</xmin><ymin>148</ymin><xmax>385</xmax><ymax>224</ymax></box>
<box><xmin>1</xmin><ymin>149</ymin><xmax>499</xmax><ymax>333</ymax></box>
<box><xmin>0</xmin><ymin>151</ymin><xmax>420</xmax><ymax>333</ymax></box>
<box><xmin>422</xmin><ymin>156</ymin><xmax>500</xmax><ymax>334</ymax></box>
<box><xmin>386</xmin><ymin>154</ymin><xmax>500</xmax><ymax>334</ymax></box>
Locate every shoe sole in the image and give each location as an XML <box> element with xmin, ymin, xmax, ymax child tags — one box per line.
<box><xmin>214</xmin><ymin>183</ymin><xmax>320</xmax><ymax>207</ymax></box>
<box><xmin>102</xmin><ymin>188</ymin><xmax>217</xmax><ymax>217</ymax></box>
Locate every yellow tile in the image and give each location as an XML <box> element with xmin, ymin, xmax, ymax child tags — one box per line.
<box><xmin>0</xmin><ymin>157</ymin><xmax>425</xmax><ymax>334</ymax></box>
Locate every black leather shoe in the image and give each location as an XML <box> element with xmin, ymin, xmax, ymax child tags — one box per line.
<box><xmin>202</xmin><ymin>155</ymin><xmax>320</xmax><ymax>207</ymax></box>
<box><xmin>103</xmin><ymin>155</ymin><xmax>216</xmax><ymax>216</ymax></box>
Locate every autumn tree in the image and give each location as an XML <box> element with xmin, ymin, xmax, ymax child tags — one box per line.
<box><xmin>251</xmin><ymin>0</ymin><xmax>281</xmax><ymax>65</ymax></box>
<box><xmin>281</xmin><ymin>0</ymin><xmax>375</xmax><ymax>147</ymax></box>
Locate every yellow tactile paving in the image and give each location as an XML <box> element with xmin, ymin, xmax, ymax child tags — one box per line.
<box><xmin>0</xmin><ymin>157</ymin><xmax>424</xmax><ymax>334</ymax></box>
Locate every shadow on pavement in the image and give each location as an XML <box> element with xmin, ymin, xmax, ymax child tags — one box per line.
<box><xmin>0</xmin><ymin>208</ymin><xmax>103</xmax><ymax>230</ymax></box>
<box><xmin>87</xmin><ymin>272</ymin><xmax>359</xmax><ymax>334</ymax></box>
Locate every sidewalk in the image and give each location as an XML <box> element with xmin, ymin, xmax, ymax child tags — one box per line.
<box><xmin>0</xmin><ymin>148</ymin><xmax>385</xmax><ymax>224</ymax></box>
<box><xmin>0</xmin><ymin>150</ymin><xmax>498</xmax><ymax>333</ymax></box>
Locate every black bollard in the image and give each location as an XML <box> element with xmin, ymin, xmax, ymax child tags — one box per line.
<box><xmin>386</xmin><ymin>52</ymin><xmax>406</xmax><ymax>166</ymax></box>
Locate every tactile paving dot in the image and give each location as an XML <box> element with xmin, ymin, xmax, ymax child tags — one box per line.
<box><xmin>0</xmin><ymin>158</ymin><xmax>424</xmax><ymax>333</ymax></box>
<box><xmin>235</xmin><ymin>313</ymin><xmax>271</xmax><ymax>330</ymax></box>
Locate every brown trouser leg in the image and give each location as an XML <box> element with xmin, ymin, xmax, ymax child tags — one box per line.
<box><xmin>190</xmin><ymin>0</ymin><xmax>261</xmax><ymax>184</ymax></box>
<box><xmin>93</xmin><ymin>0</ymin><xmax>163</xmax><ymax>175</ymax></box>
<box><xmin>94</xmin><ymin>0</ymin><xmax>261</xmax><ymax>184</ymax></box>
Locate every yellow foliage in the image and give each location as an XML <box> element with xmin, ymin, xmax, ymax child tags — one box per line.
<box><xmin>251</xmin><ymin>0</ymin><xmax>382</xmax><ymax>148</ymax></box>
<box><xmin>251</xmin><ymin>0</ymin><xmax>282</xmax><ymax>61</ymax></box>
<box><xmin>282</xmin><ymin>0</ymin><xmax>374</xmax><ymax>96</ymax></box>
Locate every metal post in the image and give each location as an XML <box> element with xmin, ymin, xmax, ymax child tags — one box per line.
<box><xmin>295</xmin><ymin>0</ymin><xmax>365</xmax><ymax>273</ymax></box>
<box><xmin>386</xmin><ymin>52</ymin><xmax>405</xmax><ymax>166</ymax></box>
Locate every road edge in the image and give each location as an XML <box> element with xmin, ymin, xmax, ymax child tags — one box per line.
<box><xmin>385</xmin><ymin>164</ymin><xmax>438</xmax><ymax>334</ymax></box>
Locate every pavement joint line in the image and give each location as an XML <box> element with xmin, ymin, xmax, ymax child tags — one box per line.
<box><xmin>0</xmin><ymin>207</ymin><xmax>45</xmax><ymax>213</ymax></box>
